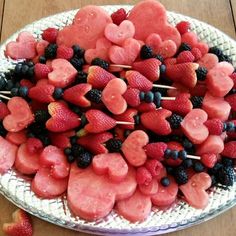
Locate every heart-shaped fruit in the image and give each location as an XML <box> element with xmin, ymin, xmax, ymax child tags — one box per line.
<box><xmin>6</xmin><ymin>130</ymin><xmax>27</xmax><ymax>146</ymax></box>
<box><xmin>123</xmin><ymin>88</ymin><xmax>141</xmax><ymax>108</ymax></box>
<box><xmin>145</xmin><ymin>33</ymin><xmax>162</xmax><ymax>54</ymax></box>
<box><xmin>122</xmin><ymin>130</ymin><xmax>149</xmax><ymax>166</ymax></box>
<box><xmin>102</xmin><ymin>78</ymin><xmax>127</xmax><ymax>115</ymax></box>
<box><xmin>57</xmin><ymin>5</ymin><xmax>112</xmax><ymax>49</ymax></box>
<box><xmin>63</xmin><ymin>83</ymin><xmax>92</xmax><ymax>107</ymax></box>
<box><xmin>179</xmin><ymin>173</ymin><xmax>212</xmax><ymax>209</ymax></box>
<box><xmin>85</xmin><ymin>37</ymin><xmax>112</xmax><ymax>64</ymax></box>
<box><xmin>84</xmin><ymin>109</ymin><xmax>116</xmax><ymax>133</ymax></box>
<box><xmin>28</xmin><ymin>84</ymin><xmax>55</xmax><ymax>103</ymax></box>
<box><xmin>3</xmin><ymin>97</ymin><xmax>34</xmax><ymax>132</ymax></box>
<box><xmin>5</xmin><ymin>31</ymin><xmax>36</xmax><ymax>59</ymax></box>
<box><xmin>92</xmin><ymin>153</ymin><xmax>128</xmax><ymax>182</ymax></box>
<box><xmin>181</xmin><ymin>108</ymin><xmax>209</xmax><ymax>144</ymax></box>
<box><xmin>48</xmin><ymin>59</ymin><xmax>77</xmax><ymax>88</ymax></box>
<box><xmin>141</xmin><ymin>109</ymin><xmax>172</xmax><ymax>135</ymax></box>
<box><xmin>105</xmin><ymin>20</ymin><xmax>135</xmax><ymax>45</ymax></box>
<box><xmin>109</xmin><ymin>38</ymin><xmax>141</xmax><ymax>65</ymax></box>
<box><xmin>46</xmin><ymin>102</ymin><xmax>80</xmax><ymax>132</ymax></box>
<box><xmin>139</xmin><ymin>178</ymin><xmax>159</xmax><ymax>196</ymax></box>
<box><xmin>198</xmin><ymin>53</ymin><xmax>219</xmax><ymax>70</ymax></box>
<box><xmin>128</xmin><ymin>0</ymin><xmax>181</xmax><ymax>47</ymax></box>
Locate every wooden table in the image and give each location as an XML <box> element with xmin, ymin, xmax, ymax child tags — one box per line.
<box><xmin>0</xmin><ymin>0</ymin><xmax>236</xmax><ymax>235</ymax></box>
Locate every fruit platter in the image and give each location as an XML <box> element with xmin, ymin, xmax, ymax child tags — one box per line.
<box><xmin>0</xmin><ymin>0</ymin><xmax>236</xmax><ymax>235</ymax></box>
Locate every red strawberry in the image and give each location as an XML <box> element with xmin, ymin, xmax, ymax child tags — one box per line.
<box><xmin>28</xmin><ymin>84</ymin><xmax>55</xmax><ymax>103</ymax></box>
<box><xmin>164</xmin><ymin>58</ymin><xmax>177</xmax><ymax>66</ymax></box>
<box><xmin>141</xmin><ymin>109</ymin><xmax>172</xmax><ymax>135</ymax></box>
<box><xmin>123</xmin><ymin>88</ymin><xmax>140</xmax><ymax>107</ymax></box>
<box><xmin>34</xmin><ymin>63</ymin><xmax>51</xmax><ymax>80</ymax></box>
<box><xmin>176</xmin><ymin>51</ymin><xmax>195</xmax><ymax>63</ymax></box>
<box><xmin>0</xmin><ymin>102</ymin><xmax>10</xmax><ymax>120</ymax></box>
<box><xmin>26</xmin><ymin>137</ymin><xmax>43</xmax><ymax>154</ymax></box>
<box><xmin>132</xmin><ymin>58</ymin><xmax>161</xmax><ymax>82</ymax></box>
<box><xmin>201</xmin><ymin>153</ymin><xmax>217</xmax><ymax>168</ymax></box>
<box><xmin>77</xmin><ymin>132</ymin><xmax>113</xmax><ymax>154</ymax></box>
<box><xmin>56</xmin><ymin>45</ymin><xmax>73</xmax><ymax>60</ymax></box>
<box><xmin>46</xmin><ymin>102</ymin><xmax>80</xmax><ymax>132</ymax></box>
<box><xmin>204</xmin><ymin>119</ymin><xmax>223</xmax><ymax>135</ymax></box>
<box><xmin>42</xmin><ymin>27</ymin><xmax>58</xmax><ymax>43</ymax></box>
<box><xmin>125</xmin><ymin>70</ymin><xmax>152</xmax><ymax>92</ymax></box>
<box><xmin>87</xmin><ymin>66</ymin><xmax>116</xmax><ymax>89</ymax></box>
<box><xmin>162</xmin><ymin>93</ymin><xmax>193</xmax><ymax>116</ymax></box>
<box><xmin>191</xmin><ymin>47</ymin><xmax>202</xmax><ymax>61</ymax></box>
<box><xmin>20</xmin><ymin>79</ymin><xmax>34</xmax><ymax>89</ymax></box>
<box><xmin>225</xmin><ymin>94</ymin><xmax>236</xmax><ymax>111</ymax></box>
<box><xmin>85</xmin><ymin>109</ymin><xmax>116</xmax><ymax>133</ymax></box>
<box><xmin>221</xmin><ymin>141</ymin><xmax>236</xmax><ymax>158</ymax></box>
<box><xmin>166</xmin><ymin>63</ymin><xmax>199</xmax><ymax>88</ymax></box>
<box><xmin>230</xmin><ymin>72</ymin><xmax>236</xmax><ymax>88</ymax></box>
<box><xmin>3</xmin><ymin>209</ymin><xmax>33</xmax><ymax>236</ymax></box>
<box><xmin>137</xmin><ymin>102</ymin><xmax>156</xmax><ymax>113</ymax></box>
<box><xmin>111</xmin><ymin>8</ymin><xmax>127</xmax><ymax>25</ymax></box>
<box><xmin>63</xmin><ymin>83</ymin><xmax>92</xmax><ymax>107</ymax></box>
<box><xmin>176</xmin><ymin>21</ymin><xmax>190</xmax><ymax>35</ymax></box>
<box><xmin>145</xmin><ymin>142</ymin><xmax>167</xmax><ymax>160</ymax></box>
<box><xmin>49</xmin><ymin>130</ymin><xmax>75</xmax><ymax>149</ymax></box>
<box><xmin>114</xmin><ymin>108</ymin><xmax>138</xmax><ymax>130</ymax></box>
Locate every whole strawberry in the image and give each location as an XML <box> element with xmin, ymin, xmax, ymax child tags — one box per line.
<box><xmin>111</xmin><ymin>8</ymin><xmax>127</xmax><ymax>25</ymax></box>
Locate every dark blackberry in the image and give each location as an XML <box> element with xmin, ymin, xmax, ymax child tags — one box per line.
<box><xmin>174</xmin><ymin>167</ymin><xmax>188</xmax><ymax>184</ymax></box>
<box><xmin>178</xmin><ymin>43</ymin><xmax>191</xmax><ymax>53</ymax></box>
<box><xmin>106</xmin><ymin>138</ymin><xmax>122</xmax><ymax>152</ymax></box>
<box><xmin>45</xmin><ymin>43</ymin><xmax>58</xmax><ymax>59</ymax></box>
<box><xmin>0</xmin><ymin>75</ymin><xmax>6</xmax><ymax>90</ymax></box>
<box><xmin>18</xmin><ymin>86</ymin><xmax>29</xmax><ymax>97</ymax></box>
<box><xmin>190</xmin><ymin>96</ymin><xmax>203</xmax><ymax>108</ymax></box>
<box><xmin>182</xmin><ymin>159</ymin><xmax>193</xmax><ymax>168</ymax></box>
<box><xmin>28</xmin><ymin>122</ymin><xmax>47</xmax><ymax>135</ymax></box>
<box><xmin>218</xmin><ymin>54</ymin><xmax>232</xmax><ymax>63</ymax></box>
<box><xmin>27</xmin><ymin>67</ymin><xmax>35</xmax><ymax>78</ymax></box>
<box><xmin>85</xmin><ymin>89</ymin><xmax>102</xmax><ymax>103</ymax></box>
<box><xmin>193</xmin><ymin>161</ymin><xmax>204</xmax><ymax>172</ymax></box>
<box><xmin>76</xmin><ymin>152</ymin><xmax>93</xmax><ymax>168</ymax></box>
<box><xmin>144</xmin><ymin>91</ymin><xmax>154</xmax><ymax>103</ymax></box>
<box><xmin>218</xmin><ymin>166</ymin><xmax>235</xmax><ymax>186</ymax></box>
<box><xmin>53</xmin><ymin>88</ymin><xmax>64</xmax><ymax>99</ymax></box>
<box><xmin>75</xmin><ymin>71</ymin><xmax>87</xmax><ymax>84</ymax></box>
<box><xmin>196</xmin><ymin>67</ymin><xmax>208</xmax><ymax>81</ymax></box>
<box><xmin>72</xmin><ymin>45</ymin><xmax>85</xmax><ymax>58</ymax></box>
<box><xmin>39</xmin><ymin>56</ymin><xmax>47</xmax><ymax>64</ymax></box>
<box><xmin>221</xmin><ymin>157</ymin><xmax>234</xmax><ymax>167</ymax></box>
<box><xmin>208</xmin><ymin>163</ymin><xmax>223</xmax><ymax>175</ymax></box>
<box><xmin>34</xmin><ymin>110</ymin><xmax>50</xmax><ymax>123</ymax></box>
<box><xmin>209</xmin><ymin>46</ymin><xmax>223</xmax><ymax>56</ymax></box>
<box><xmin>140</xmin><ymin>45</ymin><xmax>153</xmax><ymax>59</ymax></box>
<box><xmin>70</xmin><ymin>58</ymin><xmax>84</xmax><ymax>71</ymax></box>
<box><xmin>11</xmin><ymin>87</ymin><xmax>19</xmax><ymax>96</ymax></box>
<box><xmin>156</xmin><ymin>54</ymin><xmax>164</xmax><ymax>63</ymax></box>
<box><xmin>71</xmin><ymin>144</ymin><xmax>85</xmax><ymax>157</ymax></box>
<box><xmin>0</xmin><ymin>122</ymin><xmax>7</xmax><ymax>137</ymax></box>
<box><xmin>91</xmin><ymin>58</ymin><xmax>109</xmax><ymax>70</ymax></box>
<box><xmin>64</xmin><ymin>147</ymin><xmax>72</xmax><ymax>156</ymax></box>
<box><xmin>167</xmin><ymin>114</ymin><xmax>183</xmax><ymax>129</ymax></box>
<box><xmin>161</xmin><ymin>177</ymin><xmax>170</xmax><ymax>187</ymax></box>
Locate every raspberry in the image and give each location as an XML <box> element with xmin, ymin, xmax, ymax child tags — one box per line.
<box><xmin>191</xmin><ymin>47</ymin><xmax>202</xmax><ymax>61</ymax></box>
<box><xmin>34</xmin><ymin>63</ymin><xmax>51</xmax><ymax>80</ymax></box>
<box><xmin>177</xmin><ymin>51</ymin><xmax>195</xmax><ymax>63</ymax></box>
<box><xmin>176</xmin><ymin>21</ymin><xmax>190</xmax><ymax>35</ymax></box>
<box><xmin>56</xmin><ymin>45</ymin><xmax>73</xmax><ymax>60</ymax></box>
<box><xmin>42</xmin><ymin>27</ymin><xmax>58</xmax><ymax>43</ymax></box>
<box><xmin>204</xmin><ymin>119</ymin><xmax>223</xmax><ymax>135</ymax></box>
<box><xmin>111</xmin><ymin>8</ymin><xmax>127</xmax><ymax>25</ymax></box>
<box><xmin>26</xmin><ymin>137</ymin><xmax>43</xmax><ymax>154</ymax></box>
<box><xmin>136</xmin><ymin>166</ymin><xmax>152</xmax><ymax>185</ymax></box>
<box><xmin>145</xmin><ymin>159</ymin><xmax>163</xmax><ymax>177</ymax></box>
<box><xmin>201</xmin><ymin>153</ymin><xmax>217</xmax><ymax>168</ymax></box>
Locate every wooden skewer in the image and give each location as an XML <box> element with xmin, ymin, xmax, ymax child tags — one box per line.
<box><xmin>0</xmin><ymin>91</ymin><xmax>11</xmax><ymax>94</ymax></box>
<box><xmin>186</xmin><ymin>154</ymin><xmax>201</xmax><ymax>160</ymax></box>
<box><xmin>110</xmin><ymin>64</ymin><xmax>132</xmax><ymax>69</ymax></box>
<box><xmin>78</xmin><ymin>118</ymin><xmax>134</xmax><ymax>126</ymax></box>
<box><xmin>161</xmin><ymin>97</ymin><xmax>176</xmax><ymax>101</ymax></box>
<box><xmin>152</xmin><ymin>84</ymin><xmax>176</xmax><ymax>90</ymax></box>
<box><xmin>0</xmin><ymin>94</ymin><xmax>10</xmax><ymax>100</ymax></box>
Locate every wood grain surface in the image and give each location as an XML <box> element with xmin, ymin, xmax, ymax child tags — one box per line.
<box><xmin>0</xmin><ymin>0</ymin><xmax>236</xmax><ymax>236</ymax></box>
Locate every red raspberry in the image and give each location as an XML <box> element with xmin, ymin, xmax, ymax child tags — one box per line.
<box><xmin>26</xmin><ymin>138</ymin><xmax>43</xmax><ymax>154</ymax></box>
<box><xmin>145</xmin><ymin>159</ymin><xmax>163</xmax><ymax>177</ymax></box>
<box><xmin>176</xmin><ymin>21</ymin><xmax>190</xmax><ymax>35</ymax></box>
<box><xmin>34</xmin><ymin>63</ymin><xmax>51</xmax><ymax>80</ymax></box>
<box><xmin>145</xmin><ymin>142</ymin><xmax>167</xmax><ymax>160</ymax></box>
<box><xmin>111</xmin><ymin>8</ymin><xmax>127</xmax><ymax>25</ymax></box>
<box><xmin>191</xmin><ymin>47</ymin><xmax>202</xmax><ymax>61</ymax></box>
<box><xmin>230</xmin><ymin>72</ymin><xmax>236</xmax><ymax>89</ymax></box>
<box><xmin>201</xmin><ymin>153</ymin><xmax>217</xmax><ymax>168</ymax></box>
<box><xmin>0</xmin><ymin>102</ymin><xmax>9</xmax><ymax>120</ymax></box>
<box><xmin>42</xmin><ymin>27</ymin><xmax>58</xmax><ymax>43</ymax></box>
<box><xmin>136</xmin><ymin>166</ymin><xmax>152</xmax><ymax>185</ymax></box>
<box><xmin>56</xmin><ymin>45</ymin><xmax>74</xmax><ymax>60</ymax></box>
<box><xmin>176</xmin><ymin>51</ymin><xmax>195</xmax><ymax>63</ymax></box>
<box><xmin>204</xmin><ymin>119</ymin><xmax>223</xmax><ymax>135</ymax></box>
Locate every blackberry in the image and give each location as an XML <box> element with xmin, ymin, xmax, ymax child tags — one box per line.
<box><xmin>193</xmin><ymin>161</ymin><xmax>204</xmax><ymax>172</ymax></box>
<box><xmin>140</xmin><ymin>45</ymin><xmax>153</xmax><ymax>59</ymax></box>
<box><xmin>196</xmin><ymin>67</ymin><xmax>208</xmax><ymax>81</ymax></box>
<box><xmin>166</xmin><ymin>166</ymin><xmax>174</xmax><ymax>174</ymax></box>
<box><xmin>106</xmin><ymin>138</ymin><xmax>122</xmax><ymax>152</ymax></box>
<box><xmin>218</xmin><ymin>166</ymin><xmax>235</xmax><ymax>186</ymax></box>
<box><xmin>190</xmin><ymin>96</ymin><xmax>203</xmax><ymax>108</ymax></box>
<box><xmin>174</xmin><ymin>167</ymin><xmax>188</xmax><ymax>184</ymax></box>
<box><xmin>53</xmin><ymin>88</ymin><xmax>64</xmax><ymax>99</ymax></box>
<box><xmin>34</xmin><ymin>110</ymin><xmax>50</xmax><ymax>123</ymax></box>
<box><xmin>0</xmin><ymin>122</ymin><xmax>7</xmax><ymax>137</ymax></box>
<box><xmin>70</xmin><ymin>58</ymin><xmax>84</xmax><ymax>71</ymax></box>
<box><xmin>91</xmin><ymin>58</ymin><xmax>109</xmax><ymax>70</ymax></box>
<box><xmin>71</xmin><ymin>144</ymin><xmax>85</xmax><ymax>157</ymax></box>
<box><xmin>209</xmin><ymin>46</ymin><xmax>223</xmax><ymax>56</ymax></box>
<box><xmin>76</xmin><ymin>152</ymin><xmax>93</xmax><ymax>168</ymax></box>
<box><xmin>208</xmin><ymin>163</ymin><xmax>223</xmax><ymax>175</ymax></box>
<box><xmin>156</xmin><ymin>54</ymin><xmax>164</xmax><ymax>63</ymax></box>
<box><xmin>178</xmin><ymin>43</ymin><xmax>191</xmax><ymax>53</ymax></box>
<box><xmin>85</xmin><ymin>89</ymin><xmax>102</xmax><ymax>103</ymax></box>
<box><xmin>72</xmin><ymin>45</ymin><xmax>85</xmax><ymax>58</ymax></box>
<box><xmin>45</xmin><ymin>43</ymin><xmax>58</xmax><ymax>59</ymax></box>
<box><xmin>167</xmin><ymin>114</ymin><xmax>183</xmax><ymax>129</ymax></box>
<box><xmin>221</xmin><ymin>157</ymin><xmax>234</xmax><ymax>167</ymax></box>
<box><xmin>39</xmin><ymin>56</ymin><xmax>47</xmax><ymax>64</ymax></box>
<box><xmin>182</xmin><ymin>159</ymin><xmax>193</xmax><ymax>168</ymax></box>
<box><xmin>18</xmin><ymin>86</ymin><xmax>29</xmax><ymax>97</ymax></box>
<box><xmin>161</xmin><ymin>177</ymin><xmax>170</xmax><ymax>187</ymax></box>
<box><xmin>75</xmin><ymin>71</ymin><xmax>87</xmax><ymax>84</ymax></box>
<box><xmin>38</xmin><ymin>134</ymin><xmax>51</xmax><ymax>146</ymax></box>
<box><xmin>218</xmin><ymin>54</ymin><xmax>232</xmax><ymax>63</ymax></box>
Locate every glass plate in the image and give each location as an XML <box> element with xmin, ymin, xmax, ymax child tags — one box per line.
<box><xmin>0</xmin><ymin>5</ymin><xmax>236</xmax><ymax>236</ymax></box>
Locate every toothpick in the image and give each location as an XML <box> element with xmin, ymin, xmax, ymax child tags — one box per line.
<box><xmin>0</xmin><ymin>91</ymin><xmax>11</xmax><ymax>94</ymax></box>
<box><xmin>152</xmin><ymin>84</ymin><xmax>176</xmax><ymax>90</ymax></box>
<box><xmin>0</xmin><ymin>94</ymin><xmax>11</xmax><ymax>100</ymax></box>
<box><xmin>186</xmin><ymin>154</ymin><xmax>201</xmax><ymax>160</ymax></box>
<box><xmin>110</xmin><ymin>64</ymin><xmax>132</xmax><ymax>69</ymax></box>
<box><xmin>161</xmin><ymin>97</ymin><xmax>176</xmax><ymax>101</ymax></box>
